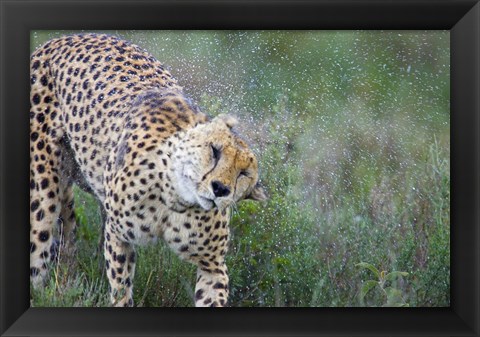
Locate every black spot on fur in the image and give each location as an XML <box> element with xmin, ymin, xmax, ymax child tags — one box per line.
<box><xmin>36</xmin><ymin>140</ymin><xmax>45</xmax><ymax>150</ymax></box>
<box><xmin>38</xmin><ymin>230</ymin><xmax>49</xmax><ymax>242</ymax></box>
<box><xmin>213</xmin><ymin>282</ymin><xmax>225</xmax><ymax>289</ymax></box>
<box><xmin>32</xmin><ymin>94</ymin><xmax>41</xmax><ymax>105</ymax></box>
<box><xmin>117</xmin><ymin>254</ymin><xmax>126</xmax><ymax>264</ymax></box>
<box><xmin>195</xmin><ymin>289</ymin><xmax>204</xmax><ymax>300</ymax></box>
<box><xmin>31</xmin><ymin>200</ymin><xmax>40</xmax><ymax>212</ymax></box>
<box><xmin>40</xmin><ymin>178</ymin><xmax>49</xmax><ymax>189</ymax></box>
<box><xmin>36</xmin><ymin>209</ymin><xmax>45</xmax><ymax>221</ymax></box>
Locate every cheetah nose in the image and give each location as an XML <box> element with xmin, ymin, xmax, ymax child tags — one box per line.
<box><xmin>212</xmin><ymin>180</ymin><xmax>230</xmax><ymax>198</ymax></box>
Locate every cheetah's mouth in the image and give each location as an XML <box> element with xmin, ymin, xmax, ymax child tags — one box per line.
<box><xmin>203</xmin><ymin>195</ymin><xmax>233</xmax><ymax>212</ymax></box>
<box><xmin>201</xmin><ymin>196</ymin><xmax>214</xmax><ymax>204</ymax></box>
<box><xmin>198</xmin><ymin>196</ymin><xmax>215</xmax><ymax>210</ymax></box>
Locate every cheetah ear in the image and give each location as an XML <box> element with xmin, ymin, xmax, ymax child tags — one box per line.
<box><xmin>246</xmin><ymin>183</ymin><xmax>268</xmax><ymax>202</ymax></box>
<box><xmin>216</xmin><ymin>114</ymin><xmax>238</xmax><ymax>129</ymax></box>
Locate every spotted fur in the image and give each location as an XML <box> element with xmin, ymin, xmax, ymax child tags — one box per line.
<box><xmin>30</xmin><ymin>34</ymin><xmax>266</xmax><ymax>307</ymax></box>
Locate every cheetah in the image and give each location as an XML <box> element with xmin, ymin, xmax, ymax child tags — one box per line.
<box><xmin>30</xmin><ymin>34</ymin><xmax>266</xmax><ymax>307</ymax></box>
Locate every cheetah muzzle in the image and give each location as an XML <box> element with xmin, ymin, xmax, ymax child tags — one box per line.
<box><xmin>29</xmin><ymin>33</ymin><xmax>266</xmax><ymax>307</ymax></box>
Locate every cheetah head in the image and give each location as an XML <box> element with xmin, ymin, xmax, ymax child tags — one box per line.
<box><xmin>173</xmin><ymin>114</ymin><xmax>267</xmax><ymax>211</ymax></box>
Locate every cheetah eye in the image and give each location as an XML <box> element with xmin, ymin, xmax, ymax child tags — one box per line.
<box><xmin>211</xmin><ymin>144</ymin><xmax>221</xmax><ymax>162</ymax></box>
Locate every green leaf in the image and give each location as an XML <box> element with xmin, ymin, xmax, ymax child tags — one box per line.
<box><xmin>384</xmin><ymin>287</ymin><xmax>405</xmax><ymax>306</ymax></box>
<box><xmin>356</xmin><ymin>262</ymin><xmax>380</xmax><ymax>279</ymax></box>
<box><xmin>272</xmin><ymin>256</ymin><xmax>291</xmax><ymax>267</ymax></box>
<box><xmin>384</xmin><ymin>271</ymin><xmax>409</xmax><ymax>281</ymax></box>
<box><xmin>359</xmin><ymin>280</ymin><xmax>378</xmax><ymax>300</ymax></box>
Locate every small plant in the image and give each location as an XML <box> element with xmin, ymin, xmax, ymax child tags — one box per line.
<box><xmin>356</xmin><ymin>262</ymin><xmax>409</xmax><ymax>307</ymax></box>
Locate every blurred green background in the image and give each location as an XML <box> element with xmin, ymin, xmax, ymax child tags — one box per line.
<box><xmin>31</xmin><ymin>30</ymin><xmax>450</xmax><ymax>307</ymax></box>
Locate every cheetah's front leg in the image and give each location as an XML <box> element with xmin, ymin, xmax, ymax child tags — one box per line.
<box><xmin>104</xmin><ymin>223</ymin><xmax>136</xmax><ymax>307</ymax></box>
<box><xmin>194</xmin><ymin>262</ymin><xmax>229</xmax><ymax>307</ymax></box>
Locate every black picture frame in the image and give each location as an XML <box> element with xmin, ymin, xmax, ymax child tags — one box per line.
<box><xmin>1</xmin><ymin>0</ymin><xmax>478</xmax><ymax>336</ymax></box>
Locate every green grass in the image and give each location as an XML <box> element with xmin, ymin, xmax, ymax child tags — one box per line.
<box><xmin>30</xmin><ymin>30</ymin><xmax>450</xmax><ymax>307</ymax></box>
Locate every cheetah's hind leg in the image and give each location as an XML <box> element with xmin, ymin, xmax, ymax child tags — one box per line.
<box><xmin>104</xmin><ymin>220</ymin><xmax>137</xmax><ymax>307</ymax></box>
<box><xmin>56</xmin><ymin>181</ymin><xmax>79</xmax><ymax>265</ymax></box>
<box><xmin>30</xmin><ymin>138</ymin><xmax>66</xmax><ymax>288</ymax></box>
